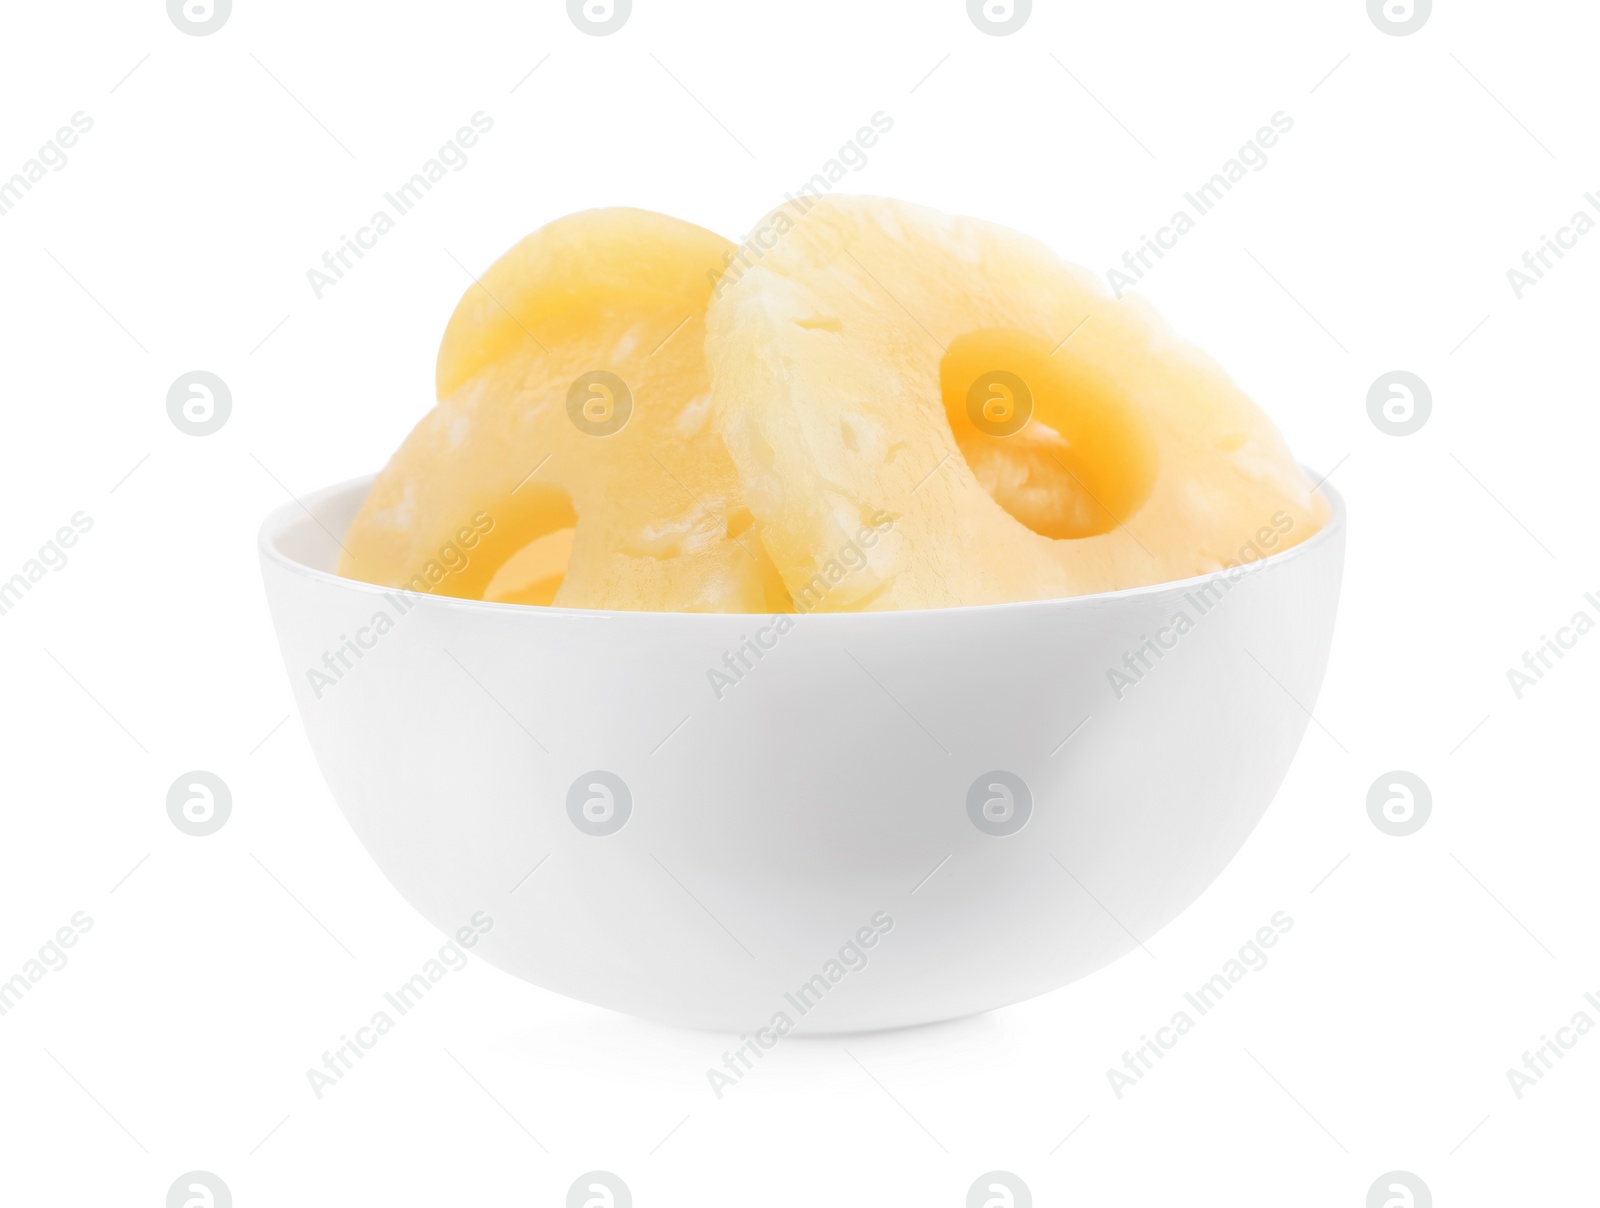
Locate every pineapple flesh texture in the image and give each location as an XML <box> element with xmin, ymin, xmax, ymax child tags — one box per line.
<box><xmin>705</xmin><ymin>194</ymin><xmax>1326</xmax><ymax>611</ymax></box>
<box><xmin>338</xmin><ymin>208</ymin><xmax>790</xmax><ymax>613</ymax></box>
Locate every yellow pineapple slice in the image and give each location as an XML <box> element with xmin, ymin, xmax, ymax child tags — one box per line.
<box><xmin>705</xmin><ymin>195</ymin><xmax>1325</xmax><ymax>610</ymax></box>
<box><xmin>338</xmin><ymin>208</ymin><xmax>789</xmax><ymax>612</ymax></box>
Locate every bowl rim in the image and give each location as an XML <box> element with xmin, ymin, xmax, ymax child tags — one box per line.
<box><xmin>259</xmin><ymin>468</ymin><xmax>1345</xmax><ymax>621</ymax></box>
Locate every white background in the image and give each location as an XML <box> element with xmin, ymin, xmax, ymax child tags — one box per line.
<box><xmin>1</xmin><ymin>0</ymin><xmax>1595</xmax><ymax>1203</ymax></box>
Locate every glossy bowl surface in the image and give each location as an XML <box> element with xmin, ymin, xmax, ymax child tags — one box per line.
<box><xmin>260</xmin><ymin>474</ymin><xmax>1344</xmax><ymax>1031</ymax></box>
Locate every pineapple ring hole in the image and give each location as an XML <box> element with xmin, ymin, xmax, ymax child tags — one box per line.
<box><xmin>424</xmin><ymin>478</ymin><xmax>578</xmax><ymax>606</ymax></box>
<box><xmin>938</xmin><ymin>328</ymin><xmax>1158</xmax><ymax>540</ymax></box>
<box><xmin>484</xmin><ymin>527</ymin><xmax>576</xmax><ymax>606</ymax></box>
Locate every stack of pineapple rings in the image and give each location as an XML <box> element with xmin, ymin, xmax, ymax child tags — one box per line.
<box><xmin>339</xmin><ymin>197</ymin><xmax>1326</xmax><ymax>613</ymax></box>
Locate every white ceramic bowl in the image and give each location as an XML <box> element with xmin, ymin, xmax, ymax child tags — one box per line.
<box><xmin>260</xmin><ymin>474</ymin><xmax>1344</xmax><ymax>1032</ymax></box>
